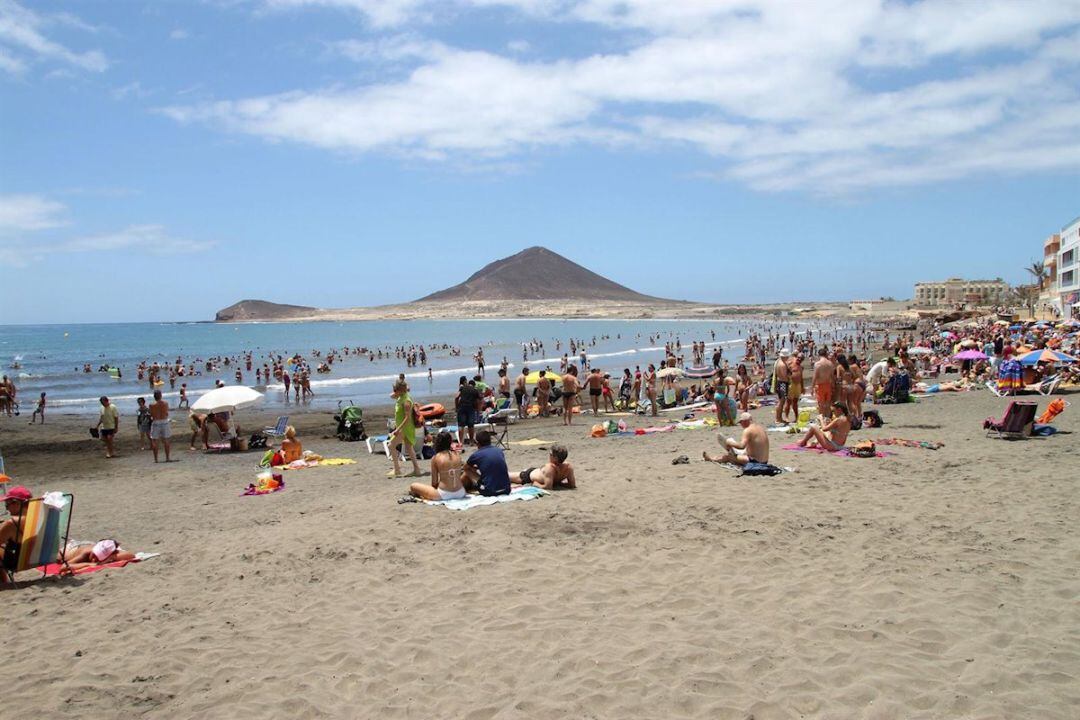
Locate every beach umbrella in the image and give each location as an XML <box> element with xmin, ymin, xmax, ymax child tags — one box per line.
<box><xmin>959</xmin><ymin>339</ymin><xmax>978</xmax><ymax>348</ymax></box>
<box><xmin>993</xmin><ymin>320</ymin><xmax>1010</xmax><ymax>326</ymax></box>
<box><xmin>192</xmin><ymin>385</ymin><xmax>264</xmax><ymax>414</ymax></box>
<box><xmin>953</xmin><ymin>350</ymin><xmax>988</xmax><ymax>361</ymax></box>
<box><xmin>906</xmin><ymin>347</ymin><xmax>933</xmax><ymax>356</ymax></box>
<box><xmin>1017</xmin><ymin>349</ymin><xmax>1078</xmax><ymax>366</ymax></box>
<box><xmin>683</xmin><ymin>366</ymin><xmax>717</xmax><ymax>379</ymax></box>
<box><xmin>657</xmin><ymin>367</ymin><xmax>684</xmax><ymax>379</ymax></box>
<box><xmin>523</xmin><ymin>369</ymin><xmax>558</xmax><ymax>384</ymax></box>
<box><xmin>940</xmin><ymin>331</ymin><xmax>956</xmax><ymax>339</ymax></box>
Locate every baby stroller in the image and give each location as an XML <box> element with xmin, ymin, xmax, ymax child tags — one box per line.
<box><xmin>334</xmin><ymin>401</ymin><xmax>366</xmax><ymax>441</ymax></box>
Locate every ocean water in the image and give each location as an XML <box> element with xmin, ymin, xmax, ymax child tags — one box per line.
<box><xmin>0</xmin><ymin>318</ymin><xmax>814</xmax><ymax>416</ymax></box>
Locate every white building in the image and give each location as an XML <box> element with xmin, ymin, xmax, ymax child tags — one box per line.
<box><xmin>1058</xmin><ymin>214</ymin><xmax>1080</xmax><ymax>318</ymax></box>
<box><xmin>913</xmin><ymin>278</ymin><xmax>1009</xmax><ymax>307</ymax></box>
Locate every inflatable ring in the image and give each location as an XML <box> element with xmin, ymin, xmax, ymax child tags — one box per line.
<box><xmin>416</xmin><ymin>402</ymin><xmax>445</xmax><ymax>419</ymax></box>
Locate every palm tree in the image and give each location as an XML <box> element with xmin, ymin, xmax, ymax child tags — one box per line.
<box><xmin>1026</xmin><ymin>260</ymin><xmax>1047</xmax><ymax>290</ymax></box>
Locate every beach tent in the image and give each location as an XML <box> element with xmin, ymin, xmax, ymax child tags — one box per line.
<box><xmin>953</xmin><ymin>350</ymin><xmax>988</xmax><ymax>361</ymax></box>
<box><xmin>524</xmin><ymin>369</ymin><xmax>557</xmax><ymax>384</ymax></box>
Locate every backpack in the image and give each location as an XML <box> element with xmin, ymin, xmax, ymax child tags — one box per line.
<box><xmin>862</xmin><ymin>410</ymin><xmax>884</xmax><ymax>428</ymax></box>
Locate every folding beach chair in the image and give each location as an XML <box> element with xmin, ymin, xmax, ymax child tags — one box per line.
<box><xmin>263</xmin><ymin>415</ymin><xmax>289</xmax><ymax>438</ymax></box>
<box><xmin>1029</xmin><ymin>375</ymin><xmax>1061</xmax><ymax>396</ymax></box>
<box><xmin>2</xmin><ymin>493</ymin><xmax>74</xmax><ymax>586</ymax></box>
<box><xmin>984</xmin><ymin>401</ymin><xmax>1037</xmax><ymax>440</ymax></box>
<box><xmin>486</xmin><ymin>408</ymin><xmax>515</xmax><ymax>449</ymax></box>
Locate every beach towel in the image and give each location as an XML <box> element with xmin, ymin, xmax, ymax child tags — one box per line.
<box><xmin>872</xmin><ymin>438</ymin><xmax>944</xmax><ymax>450</ymax></box>
<box><xmin>282</xmin><ymin>457</ymin><xmax>356</xmax><ymax>470</ymax></box>
<box><xmin>41</xmin><ymin>552</ymin><xmax>161</xmax><ymax>577</ymax></box>
<box><xmin>781</xmin><ymin>443</ymin><xmax>893</xmax><ymax>458</ymax></box>
<box><xmin>511</xmin><ymin>438</ymin><xmax>557</xmax><ymax>446</ymax></box>
<box><xmin>423</xmin><ymin>485</ymin><xmax>548</xmax><ymax>510</ymax></box>
<box><xmin>1038</xmin><ymin>398</ymin><xmax>1066</xmax><ymax>424</ymax></box>
<box><xmin>242</xmin><ymin>477</ymin><xmax>285</xmax><ymax>496</ymax></box>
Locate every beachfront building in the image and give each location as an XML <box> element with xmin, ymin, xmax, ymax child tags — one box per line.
<box><xmin>913</xmin><ymin>278</ymin><xmax>1009</xmax><ymax>307</ymax></box>
<box><xmin>1040</xmin><ymin>233</ymin><xmax>1060</xmax><ymax>315</ymax></box>
<box><xmin>1058</xmin><ymin>215</ymin><xmax>1080</xmax><ymax>319</ymax></box>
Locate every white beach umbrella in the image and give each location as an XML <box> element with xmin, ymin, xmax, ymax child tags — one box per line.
<box><xmin>657</xmin><ymin>367</ymin><xmax>684</xmax><ymax>379</ymax></box>
<box><xmin>191</xmin><ymin>386</ymin><xmax>264</xmax><ymax>414</ymax></box>
<box><xmin>906</xmin><ymin>347</ymin><xmax>933</xmax><ymax>356</ymax></box>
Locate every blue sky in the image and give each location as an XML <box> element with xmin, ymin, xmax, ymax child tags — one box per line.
<box><xmin>1</xmin><ymin>0</ymin><xmax>1078</xmax><ymax>324</ymax></box>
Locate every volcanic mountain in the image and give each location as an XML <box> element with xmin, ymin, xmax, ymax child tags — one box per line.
<box><xmin>215</xmin><ymin>299</ymin><xmax>317</xmax><ymax>322</ymax></box>
<box><xmin>417</xmin><ymin>246</ymin><xmax>668</xmax><ymax>303</ymax></box>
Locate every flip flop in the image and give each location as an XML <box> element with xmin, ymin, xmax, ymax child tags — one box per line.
<box><xmin>671</xmin><ymin>455</ymin><xmax>690</xmax><ymax>465</ymax></box>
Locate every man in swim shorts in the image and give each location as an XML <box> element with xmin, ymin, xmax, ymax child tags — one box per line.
<box><xmin>148</xmin><ymin>389</ymin><xmax>172</xmax><ymax>463</ymax></box>
<box><xmin>703</xmin><ymin>412</ymin><xmax>769</xmax><ymax>466</ymax></box>
<box><xmin>455</xmin><ymin>376</ymin><xmax>480</xmax><ymax>445</ymax></box>
<box><xmin>587</xmin><ymin>367</ymin><xmax>604</xmax><ymax>416</ymax></box>
<box><xmin>511</xmin><ymin>444</ymin><xmax>577</xmax><ymax>490</ymax></box>
<box><xmin>812</xmin><ymin>348</ymin><xmax>835</xmax><ymax>418</ymax></box>
<box><xmin>561</xmin><ymin>366</ymin><xmax>580</xmax><ymax>426</ymax></box>
<box><xmin>464</xmin><ymin>430</ymin><xmax>510</xmax><ymax>496</ymax></box>
<box><xmin>515</xmin><ymin>367</ymin><xmax>529</xmax><ymax>419</ymax></box>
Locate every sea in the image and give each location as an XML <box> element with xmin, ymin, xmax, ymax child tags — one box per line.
<box><xmin>0</xmin><ymin>318</ymin><xmax>826</xmax><ymax>416</ymax></box>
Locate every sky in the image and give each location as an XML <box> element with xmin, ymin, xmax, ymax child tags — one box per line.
<box><xmin>1</xmin><ymin>0</ymin><xmax>1079</xmax><ymax>324</ymax></box>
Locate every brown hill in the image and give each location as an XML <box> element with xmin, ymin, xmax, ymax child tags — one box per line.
<box><xmin>215</xmin><ymin>300</ymin><xmax>317</xmax><ymax>322</ymax></box>
<box><xmin>417</xmin><ymin>246</ymin><xmax>669</xmax><ymax>303</ymax></box>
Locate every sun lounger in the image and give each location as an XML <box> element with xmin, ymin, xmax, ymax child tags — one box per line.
<box><xmin>2</xmin><ymin>493</ymin><xmax>74</xmax><ymax>585</ymax></box>
<box><xmin>984</xmin><ymin>401</ymin><xmax>1038</xmax><ymax>439</ymax></box>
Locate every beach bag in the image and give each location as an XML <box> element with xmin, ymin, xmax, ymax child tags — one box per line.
<box><xmin>862</xmin><ymin>410</ymin><xmax>883</xmax><ymax>428</ymax></box>
<box><xmin>590</xmin><ymin>423</ymin><xmax>607</xmax><ymax>438</ymax></box>
<box><xmin>249</xmin><ymin>432</ymin><xmax>268</xmax><ymax>449</ymax></box>
<box><xmin>850</xmin><ymin>415</ymin><xmax>863</xmax><ymax>431</ymax></box>
<box><xmin>850</xmin><ymin>441</ymin><xmax>877</xmax><ymax>458</ymax></box>
<box><xmin>740</xmin><ymin>462</ymin><xmax>783</xmax><ymax>476</ymax></box>
<box><xmin>411</xmin><ymin>402</ymin><xmax>424</xmax><ymax>428</ymax></box>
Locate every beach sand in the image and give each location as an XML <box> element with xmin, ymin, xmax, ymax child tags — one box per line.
<box><xmin>3</xmin><ymin>388</ymin><xmax>1078</xmax><ymax>719</ymax></box>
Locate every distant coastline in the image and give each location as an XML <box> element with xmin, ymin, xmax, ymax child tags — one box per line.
<box><xmin>212</xmin><ymin>299</ymin><xmax>917</xmax><ymax>323</ymax></box>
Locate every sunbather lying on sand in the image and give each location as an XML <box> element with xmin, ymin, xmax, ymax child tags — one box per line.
<box><xmin>511</xmin><ymin>444</ymin><xmax>576</xmax><ymax>490</ymax></box>
<box><xmin>796</xmin><ymin>402</ymin><xmax>851</xmax><ymax>451</ymax></box>
<box><xmin>704</xmin><ymin>412</ymin><xmax>768</xmax><ymax>465</ymax></box>
<box><xmin>61</xmin><ymin>539</ymin><xmax>137</xmax><ymax>573</ymax></box>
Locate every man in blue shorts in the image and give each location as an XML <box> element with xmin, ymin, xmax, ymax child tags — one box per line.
<box><xmin>455</xmin><ymin>376</ymin><xmax>480</xmax><ymax>445</ymax></box>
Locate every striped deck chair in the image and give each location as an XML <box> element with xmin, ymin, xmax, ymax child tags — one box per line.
<box><xmin>263</xmin><ymin>416</ymin><xmax>289</xmax><ymax>437</ymax></box>
<box><xmin>2</xmin><ymin>494</ymin><xmax>74</xmax><ymax>584</ymax></box>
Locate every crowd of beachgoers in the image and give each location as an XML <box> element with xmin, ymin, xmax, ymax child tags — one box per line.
<box><xmin>3</xmin><ymin>312</ymin><xmax>1077</xmax><ymax>579</ymax></box>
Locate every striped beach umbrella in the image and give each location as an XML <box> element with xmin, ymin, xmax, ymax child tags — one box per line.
<box><xmin>1017</xmin><ymin>349</ymin><xmax>1078</xmax><ymax>366</ymax></box>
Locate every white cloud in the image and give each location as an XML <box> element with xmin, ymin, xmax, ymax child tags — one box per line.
<box><xmin>0</xmin><ymin>194</ymin><xmax>68</xmax><ymax>233</ymax></box>
<box><xmin>174</xmin><ymin>0</ymin><xmax>1080</xmax><ymax>192</ymax></box>
<box><xmin>170</xmin><ymin>28</ymin><xmax>190</xmax><ymax>41</ymax></box>
<box><xmin>0</xmin><ymin>194</ymin><xmax>213</xmax><ymax>267</ymax></box>
<box><xmin>0</xmin><ymin>0</ymin><xmax>108</xmax><ymax>75</ymax></box>
<box><xmin>59</xmin><ymin>224</ymin><xmax>215</xmax><ymax>255</ymax></box>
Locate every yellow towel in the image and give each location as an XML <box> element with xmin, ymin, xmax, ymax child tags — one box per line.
<box><xmin>318</xmin><ymin>458</ymin><xmax>357</xmax><ymax>466</ymax></box>
<box><xmin>511</xmin><ymin>438</ymin><xmax>556</xmax><ymax>446</ymax></box>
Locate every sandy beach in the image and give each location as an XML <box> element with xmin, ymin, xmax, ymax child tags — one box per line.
<box><xmin>3</xmin><ymin>386</ymin><xmax>1078</xmax><ymax>719</ymax></box>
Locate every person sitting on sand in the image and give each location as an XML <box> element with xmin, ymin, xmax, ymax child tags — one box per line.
<box><xmin>511</xmin><ymin>444</ymin><xmax>577</xmax><ymax>490</ymax></box>
<box><xmin>713</xmin><ymin>382</ymin><xmax>737</xmax><ymax>426</ymax></box>
<box><xmin>188</xmin><ymin>411</ymin><xmax>206</xmax><ymax>451</ymax></box>
<box><xmin>408</xmin><ymin>432</ymin><xmax>466</xmax><ymax>501</ymax></box>
<box><xmin>201</xmin><ymin>412</ymin><xmax>233</xmax><ymax>449</ymax></box>
<box><xmin>796</xmin><ymin>402</ymin><xmax>851</xmax><ymax>451</ymax></box>
<box><xmin>280</xmin><ymin>425</ymin><xmax>303</xmax><ymax>463</ymax></box>
<box><xmin>704</xmin><ymin>412</ymin><xmax>768</xmax><ymax>466</ymax></box>
<box><xmin>61</xmin><ymin>539</ymin><xmax>137</xmax><ymax>574</ymax></box>
<box><xmin>463</xmin><ymin>430</ymin><xmax>510</xmax><ymax>496</ymax></box>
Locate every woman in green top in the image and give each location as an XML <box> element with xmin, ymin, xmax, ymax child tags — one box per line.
<box><xmin>389</xmin><ymin>379</ymin><xmax>422</xmax><ymax>478</ymax></box>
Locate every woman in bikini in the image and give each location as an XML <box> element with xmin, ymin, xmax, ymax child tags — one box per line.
<box><xmin>835</xmin><ymin>354</ymin><xmax>855</xmax><ymax>418</ymax></box>
<box><xmin>408</xmin><ymin>431</ymin><xmax>465</xmax><ymax>501</ymax></box>
<box><xmin>643</xmin><ymin>364</ymin><xmax>658</xmax><ymax>417</ymax></box>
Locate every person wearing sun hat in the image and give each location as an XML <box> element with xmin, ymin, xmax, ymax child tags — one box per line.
<box><xmin>1</xmin><ymin>484</ymin><xmax>33</xmax><ymax>555</ymax></box>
